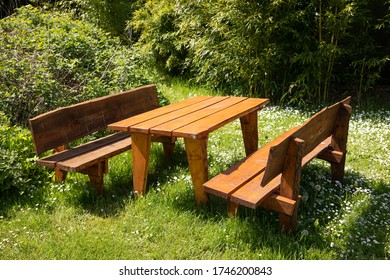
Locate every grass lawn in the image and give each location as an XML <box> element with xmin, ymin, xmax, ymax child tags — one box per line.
<box><xmin>0</xmin><ymin>81</ymin><xmax>389</xmax><ymax>260</ymax></box>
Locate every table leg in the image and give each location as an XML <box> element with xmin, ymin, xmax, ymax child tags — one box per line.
<box><xmin>240</xmin><ymin>111</ymin><xmax>258</xmax><ymax>156</ymax></box>
<box><xmin>184</xmin><ymin>137</ymin><xmax>209</xmax><ymax>205</ymax></box>
<box><xmin>131</xmin><ymin>132</ymin><xmax>151</xmax><ymax>196</ymax></box>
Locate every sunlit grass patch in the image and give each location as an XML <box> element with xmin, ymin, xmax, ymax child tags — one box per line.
<box><xmin>1</xmin><ymin>85</ymin><xmax>389</xmax><ymax>260</ymax></box>
<box><xmin>348</xmin><ymin>110</ymin><xmax>390</xmax><ymax>181</ymax></box>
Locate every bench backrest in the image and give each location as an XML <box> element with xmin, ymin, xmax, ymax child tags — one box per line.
<box><xmin>261</xmin><ymin>97</ymin><xmax>351</xmax><ymax>186</ymax></box>
<box><xmin>29</xmin><ymin>84</ymin><xmax>160</xmax><ymax>155</ymax></box>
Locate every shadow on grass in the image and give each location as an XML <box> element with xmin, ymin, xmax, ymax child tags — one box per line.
<box><xmin>73</xmin><ymin>142</ymin><xmax>191</xmax><ymax>217</ymax></box>
<box><xmin>170</xmin><ymin>161</ymin><xmax>390</xmax><ymax>259</ymax></box>
<box><xmin>0</xmin><ymin>142</ymin><xmax>187</xmax><ymax>218</ymax></box>
<box><xmin>1</xmin><ymin>144</ymin><xmax>387</xmax><ymax>259</ymax></box>
<box><xmin>0</xmin><ymin>164</ymin><xmax>53</xmax><ymax>217</ymax></box>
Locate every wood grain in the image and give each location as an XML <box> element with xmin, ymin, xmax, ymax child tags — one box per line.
<box><xmin>30</xmin><ymin>84</ymin><xmax>159</xmax><ymax>155</ymax></box>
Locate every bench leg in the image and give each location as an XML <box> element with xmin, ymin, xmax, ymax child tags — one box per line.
<box><xmin>279</xmin><ymin>199</ymin><xmax>300</xmax><ymax>234</ymax></box>
<box><xmin>55</xmin><ymin>168</ymin><xmax>67</xmax><ymax>183</ymax></box>
<box><xmin>331</xmin><ymin>154</ymin><xmax>346</xmax><ymax>183</ymax></box>
<box><xmin>240</xmin><ymin>111</ymin><xmax>258</xmax><ymax>156</ymax></box>
<box><xmin>88</xmin><ymin>174</ymin><xmax>104</xmax><ymax>194</ymax></box>
<box><xmin>54</xmin><ymin>145</ymin><xmax>68</xmax><ymax>183</ymax></box>
<box><xmin>162</xmin><ymin>142</ymin><xmax>175</xmax><ymax>158</ymax></box>
<box><xmin>317</xmin><ymin>148</ymin><xmax>346</xmax><ymax>182</ymax></box>
<box><xmin>330</xmin><ymin>103</ymin><xmax>351</xmax><ymax>183</ymax></box>
<box><xmin>84</xmin><ymin>161</ymin><xmax>107</xmax><ymax>194</ymax></box>
<box><xmin>279</xmin><ymin>137</ymin><xmax>304</xmax><ymax>233</ymax></box>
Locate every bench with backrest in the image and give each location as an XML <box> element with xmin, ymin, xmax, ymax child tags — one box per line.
<box><xmin>203</xmin><ymin>97</ymin><xmax>352</xmax><ymax>233</ymax></box>
<box><xmin>29</xmin><ymin>84</ymin><xmax>175</xmax><ymax>193</ymax></box>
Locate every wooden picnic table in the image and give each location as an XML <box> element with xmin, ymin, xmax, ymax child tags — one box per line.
<box><xmin>108</xmin><ymin>95</ymin><xmax>269</xmax><ymax>205</ymax></box>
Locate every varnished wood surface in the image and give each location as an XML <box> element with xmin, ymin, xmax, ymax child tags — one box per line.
<box><xmin>29</xmin><ymin>84</ymin><xmax>168</xmax><ymax>193</ymax></box>
<box><xmin>261</xmin><ymin>96</ymin><xmax>351</xmax><ymax>187</ymax></box>
<box><xmin>108</xmin><ymin>95</ymin><xmax>269</xmax><ymax>204</ymax></box>
<box><xmin>202</xmin><ymin>97</ymin><xmax>352</xmax><ymax>233</ymax></box>
<box><xmin>37</xmin><ymin>132</ymin><xmax>131</xmax><ymax>170</ymax></box>
<box><xmin>108</xmin><ymin>96</ymin><xmax>213</xmax><ymax>132</ymax></box>
<box><xmin>108</xmin><ymin>96</ymin><xmax>269</xmax><ymax>138</ymax></box>
<box><xmin>30</xmin><ymin>84</ymin><xmax>159</xmax><ymax>155</ymax></box>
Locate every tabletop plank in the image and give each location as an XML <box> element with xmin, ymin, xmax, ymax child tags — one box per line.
<box><xmin>130</xmin><ymin>96</ymin><xmax>230</xmax><ymax>134</ymax></box>
<box><xmin>149</xmin><ymin>96</ymin><xmax>247</xmax><ymax>136</ymax></box>
<box><xmin>172</xmin><ymin>98</ymin><xmax>269</xmax><ymax>138</ymax></box>
<box><xmin>108</xmin><ymin>96</ymin><xmax>212</xmax><ymax>132</ymax></box>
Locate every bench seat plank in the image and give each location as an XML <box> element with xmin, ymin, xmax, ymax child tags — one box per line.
<box><xmin>230</xmin><ymin>173</ymin><xmax>282</xmax><ymax>209</ymax></box>
<box><xmin>202</xmin><ymin>97</ymin><xmax>351</xmax><ymax>233</ymax></box>
<box><xmin>57</xmin><ymin>135</ymin><xmax>132</xmax><ymax>172</ymax></box>
<box><xmin>203</xmin><ymin>126</ymin><xmax>301</xmax><ymax>199</ymax></box>
<box><xmin>37</xmin><ymin>132</ymin><xmax>132</xmax><ymax>171</ymax></box>
<box><xmin>202</xmin><ymin>149</ymin><xmax>268</xmax><ymax>199</ymax></box>
<box><xmin>230</xmin><ymin>137</ymin><xmax>333</xmax><ymax>209</ymax></box>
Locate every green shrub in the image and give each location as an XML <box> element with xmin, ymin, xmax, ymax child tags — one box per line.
<box><xmin>70</xmin><ymin>0</ymin><xmax>141</xmax><ymax>41</ymax></box>
<box><xmin>0</xmin><ymin>113</ymin><xmax>50</xmax><ymax>192</ymax></box>
<box><xmin>132</xmin><ymin>0</ymin><xmax>187</xmax><ymax>75</ymax></box>
<box><xmin>132</xmin><ymin>0</ymin><xmax>390</xmax><ymax>105</ymax></box>
<box><xmin>0</xmin><ymin>5</ymin><xmax>150</xmax><ymax>126</ymax></box>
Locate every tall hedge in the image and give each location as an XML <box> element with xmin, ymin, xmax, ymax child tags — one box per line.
<box><xmin>0</xmin><ymin>5</ymin><xmax>150</xmax><ymax>126</ymax></box>
<box><xmin>132</xmin><ymin>0</ymin><xmax>390</xmax><ymax>105</ymax></box>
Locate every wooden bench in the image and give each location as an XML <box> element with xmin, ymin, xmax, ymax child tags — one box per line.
<box><xmin>203</xmin><ymin>97</ymin><xmax>352</xmax><ymax>233</ymax></box>
<box><xmin>29</xmin><ymin>84</ymin><xmax>175</xmax><ymax>193</ymax></box>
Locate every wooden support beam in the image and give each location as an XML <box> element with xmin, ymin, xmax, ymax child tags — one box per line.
<box><xmin>317</xmin><ymin>149</ymin><xmax>344</xmax><ymax>164</ymax></box>
<box><xmin>330</xmin><ymin>104</ymin><xmax>352</xmax><ymax>182</ymax></box>
<box><xmin>82</xmin><ymin>161</ymin><xmax>107</xmax><ymax>194</ymax></box>
<box><xmin>259</xmin><ymin>194</ymin><xmax>298</xmax><ymax>217</ymax></box>
<box><xmin>227</xmin><ymin>200</ymin><xmax>239</xmax><ymax>218</ymax></box>
<box><xmin>240</xmin><ymin>111</ymin><xmax>258</xmax><ymax>156</ymax></box>
<box><xmin>279</xmin><ymin>137</ymin><xmax>304</xmax><ymax>233</ymax></box>
<box><xmin>54</xmin><ymin>145</ymin><xmax>67</xmax><ymax>183</ymax></box>
<box><xmin>184</xmin><ymin>137</ymin><xmax>209</xmax><ymax>205</ymax></box>
<box><xmin>131</xmin><ymin>132</ymin><xmax>151</xmax><ymax>196</ymax></box>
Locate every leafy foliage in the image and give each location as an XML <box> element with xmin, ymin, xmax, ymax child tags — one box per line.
<box><xmin>132</xmin><ymin>0</ymin><xmax>390</xmax><ymax>105</ymax></box>
<box><xmin>69</xmin><ymin>0</ymin><xmax>141</xmax><ymax>40</ymax></box>
<box><xmin>0</xmin><ymin>92</ymin><xmax>388</xmax><ymax>258</ymax></box>
<box><xmin>132</xmin><ymin>0</ymin><xmax>185</xmax><ymax>75</ymax></box>
<box><xmin>0</xmin><ymin>5</ymin><xmax>150</xmax><ymax>125</ymax></box>
<box><xmin>0</xmin><ymin>113</ymin><xmax>50</xmax><ymax>192</ymax></box>
<box><xmin>0</xmin><ymin>0</ymin><xmax>62</xmax><ymax>18</ymax></box>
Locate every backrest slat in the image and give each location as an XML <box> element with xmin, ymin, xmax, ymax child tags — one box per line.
<box><xmin>261</xmin><ymin>97</ymin><xmax>351</xmax><ymax>186</ymax></box>
<box><xmin>29</xmin><ymin>84</ymin><xmax>159</xmax><ymax>155</ymax></box>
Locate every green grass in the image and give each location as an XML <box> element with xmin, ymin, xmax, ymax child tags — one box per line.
<box><xmin>0</xmin><ymin>81</ymin><xmax>389</xmax><ymax>260</ymax></box>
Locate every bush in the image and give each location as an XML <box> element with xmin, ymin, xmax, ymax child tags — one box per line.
<box><xmin>70</xmin><ymin>0</ymin><xmax>141</xmax><ymax>41</ymax></box>
<box><xmin>0</xmin><ymin>113</ymin><xmax>50</xmax><ymax>192</ymax></box>
<box><xmin>132</xmin><ymin>0</ymin><xmax>390</xmax><ymax>105</ymax></box>
<box><xmin>132</xmin><ymin>0</ymin><xmax>187</xmax><ymax>75</ymax></box>
<box><xmin>1</xmin><ymin>1</ymin><xmax>65</xmax><ymax>18</ymax></box>
<box><xmin>0</xmin><ymin>5</ymin><xmax>150</xmax><ymax>126</ymax></box>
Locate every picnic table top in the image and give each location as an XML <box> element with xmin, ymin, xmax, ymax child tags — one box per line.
<box><xmin>108</xmin><ymin>96</ymin><xmax>269</xmax><ymax>139</ymax></box>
